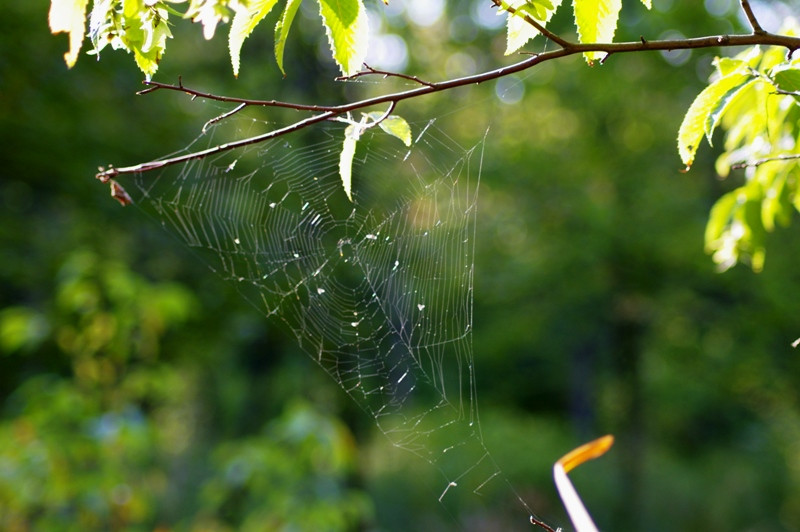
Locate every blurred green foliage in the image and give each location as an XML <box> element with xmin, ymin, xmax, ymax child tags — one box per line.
<box><xmin>4</xmin><ymin>1</ymin><xmax>800</xmax><ymax>531</ymax></box>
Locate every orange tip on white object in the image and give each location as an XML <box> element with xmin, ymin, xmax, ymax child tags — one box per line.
<box><xmin>553</xmin><ymin>435</ymin><xmax>614</xmax><ymax>532</ymax></box>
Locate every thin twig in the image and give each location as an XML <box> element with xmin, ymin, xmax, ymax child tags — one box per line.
<box><xmin>491</xmin><ymin>0</ymin><xmax>572</xmax><ymax>49</ymax></box>
<box><xmin>773</xmin><ymin>88</ymin><xmax>800</xmax><ymax>97</ymax></box>
<box><xmin>740</xmin><ymin>0</ymin><xmax>765</xmax><ymax>35</ymax></box>
<box><xmin>139</xmin><ymin>80</ymin><xmax>342</xmax><ymax>112</ymax></box>
<box><xmin>331</xmin><ymin>102</ymin><xmax>396</xmax><ymax>132</ymax></box>
<box><xmin>530</xmin><ymin>515</ymin><xmax>559</xmax><ymax>532</ymax></box>
<box><xmin>136</xmin><ymin>85</ymin><xmax>159</xmax><ymax>95</ymax></box>
<box><xmin>371</xmin><ymin>101</ymin><xmax>397</xmax><ymax>126</ymax></box>
<box><xmin>97</xmin><ymin>30</ymin><xmax>800</xmax><ymax>181</ymax></box>
<box><xmin>202</xmin><ymin>102</ymin><xmax>246</xmax><ymax>133</ymax></box>
<box><xmin>730</xmin><ymin>153</ymin><xmax>800</xmax><ymax>170</ymax></box>
<box><xmin>336</xmin><ymin>63</ymin><xmax>435</xmax><ymax>87</ymax></box>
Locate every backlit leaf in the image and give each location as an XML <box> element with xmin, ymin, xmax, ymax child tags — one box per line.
<box><xmin>318</xmin><ymin>0</ymin><xmax>369</xmax><ymax>76</ymax></box>
<box><xmin>572</xmin><ymin>0</ymin><xmax>622</xmax><ymax>64</ymax></box>
<box><xmin>502</xmin><ymin>0</ymin><xmax>563</xmax><ymax>55</ymax></box>
<box><xmin>229</xmin><ymin>0</ymin><xmax>279</xmax><ymax>77</ymax></box>
<box><xmin>365</xmin><ymin>112</ymin><xmax>412</xmax><ymax>147</ymax></box>
<box><xmin>185</xmin><ymin>0</ymin><xmax>236</xmax><ymax>40</ymax></box>
<box><xmin>771</xmin><ymin>65</ymin><xmax>800</xmax><ymax>93</ymax></box>
<box><xmin>274</xmin><ymin>0</ymin><xmax>303</xmax><ymax>76</ymax></box>
<box><xmin>115</xmin><ymin>0</ymin><xmax>173</xmax><ymax>79</ymax></box>
<box><xmin>678</xmin><ymin>73</ymin><xmax>752</xmax><ymax>168</ymax></box>
<box><xmin>714</xmin><ymin>56</ymin><xmax>746</xmax><ymax>77</ymax></box>
<box><xmin>704</xmin><ymin>189</ymin><xmax>739</xmax><ymax>250</ymax></box>
<box><xmin>640</xmin><ymin>0</ymin><xmax>651</xmax><ymax>8</ymax></box>
<box><xmin>339</xmin><ymin>124</ymin><xmax>360</xmax><ymax>202</ymax></box>
<box><xmin>705</xmin><ymin>184</ymin><xmax>768</xmax><ymax>272</ymax></box>
<box><xmin>704</xmin><ymin>77</ymin><xmax>755</xmax><ymax>145</ymax></box>
<box><xmin>49</xmin><ymin>0</ymin><xmax>90</xmax><ymax>68</ymax></box>
<box><xmin>760</xmin><ymin>168</ymin><xmax>787</xmax><ymax>232</ymax></box>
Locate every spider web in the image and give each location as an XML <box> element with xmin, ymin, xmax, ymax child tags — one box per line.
<box><xmin>126</xmin><ymin>112</ymin><xmax>538</xmax><ymax>527</ymax></box>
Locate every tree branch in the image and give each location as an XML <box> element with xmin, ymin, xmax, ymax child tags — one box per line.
<box><xmin>530</xmin><ymin>515</ymin><xmax>558</xmax><ymax>532</ymax></box>
<box><xmin>97</xmin><ymin>110</ymin><xmax>337</xmax><ymax>181</ymax></box>
<box><xmin>97</xmin><ymin>30</ymin><xmax>800</xmax><ymax>182</ymax></box>
<box><xmin>139</xmin><ymin>79</ymin><xmax>343</xmax><ymax>112</ymax></box>
<box><xmin>336</xmin><ymin>63</ymin><xmax>435</xmax><ymax>87</ymax></box>
<box><xmin>740</xmin><ymin>0</ymin><xmax>765</xmax><ymax>35</ymax></box>
<box><xmin>202</xmin><ymin>102</ymin><xmax>246</xmax><ymax>133</ymax></box>
<box><xmin>730</xmin><ymin>153</ymin><xmax>800</xmax><ymax>170</ymax></box>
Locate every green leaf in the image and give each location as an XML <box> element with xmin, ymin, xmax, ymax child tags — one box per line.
<box><xmin>771</xmin><ymin>65</ymin><xmax>800</xmax><ymax>93</ymax></box>
<box><xmin>742</xmin><ymin>188</ymin><xmax>766</xmax><ymax>271</ymax></box>
<box><xmin>123</xmin><ymin>0</ymin><xmax>141</xmax><ymax>24</ymax></box>
<box><xmin>761</xmin><ymin>169</ymin><xmax>786</xmax><ymax>232</ymax></box>
<box><xmin>49</xmin><ymin>0</ymin><xmax>90</xmax><ymax>68</ymax></box>
<box><xmin>537</xmin><ymin>0</ymin><xmax>556</xmax><ymax>11</ymax></box>
<box><xmin>518</xmin><ymin>0</ymin><xmax>556</xmax><ymax>20</ymax></box>
<box><xmin>704</xmin><ymin>77</ymin><xmax>755</xmax><ymax>145</ymax></box>
<box><xmin>318</xmin><ymin>0</ymin><xmax>369</xmax><ymax>76</ymax></box>
<box><xmin>572</xmin><ymin>0</ymin><xmax>622</xmax><ymax>64</ymax></box>
<box><xmin>502</xmin><ymin>0</ymin><xmax>563</xmax><ymax>56</ymax></box>
<box><xmin>365</xmin><ymin>113</ymin><xmax>412</xmax><ymax>147</ymax></box>
<box><xmin>185</xmin><ymin>0</ymin><xmax>236</xmax><ymax>40</ymax></box>
<box><xmin>713</xmin><ymin>56</ymin><xmax>746</xmax><ymax>77</ymax></box>
<box><xmin>115</xmin><ymin>0</ymin><xmax>173</xmax><ymax>79</ymax></box>
<box><xmin>678</xmin><ymin>73</ymin><xmax>752</xmax><ymax>168</ymax></box>
<box><xmin>229</xmin><ymin>0</ymin><xmax>279</xmax><ymax>77</ymax></box>
<box><xmin>705</xmin><ymin>184</ymin><xmax>768</xmax><ymax>272</ymax></box>
<box><xmin>274</xmin><ymin>0</ymin><xmax>303</xmax><ymax>76</ymax></box>
<box><xmin>339</xmin><ymin>124</ymin><xmax>360</xmax><ymax>202</ymax></box>
<box><xmin>705</xmin><ymin>190</ymin><xmax>739</xmax><ymax>250</ymax></box>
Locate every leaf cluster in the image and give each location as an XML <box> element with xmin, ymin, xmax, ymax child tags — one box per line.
<box><xmin>49</xmin><ymin>0</ymin><xmax>369</xmax><ymax>79</ymax></box>
<box><xmin>679</xmin><ymin>25</ymin><xmax>800</xmax><ymax>271</ymax></box>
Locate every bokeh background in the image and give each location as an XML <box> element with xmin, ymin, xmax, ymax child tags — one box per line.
<box><xmin>3</xmin><ymin>1</ymin><xmax>800</xmax><ymax>530</ymax></box>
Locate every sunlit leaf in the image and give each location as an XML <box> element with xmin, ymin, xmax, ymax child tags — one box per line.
<box><xmin>704</xmin><ymin>77</ymin><xmax>755</xmax><ymax>145</ymax></box>
<box><xmin>186</xmin><ymin>0</ymin><xmax>235</xmax><ymax>40</ymax></box>
<box><xmin>87</xmin><ymin>1</ymin><xmax>116</xmax><ymax>54</ymax></box>
<box><xmin>572</xmin><ymin>0</ymin><xmax>622</xmax><ymax>64</ymax></box>
<box><xmin>502</xmin><ymin>0</ymin><xmax>563</xmax><ymax>55</ymax></box>
<box><xmin>49</xmin><ymin>0</ymin><xmax>90</xmax><ymax>68</ymax></box>
<box><xmin>705</xmin><ymin>184</ymin><xmax>769</xmax><ymax>272</ymax></box>
<box><xmin>229</xmin><ymin>0</ymin><xmax>279</xmax><ymax>77</ymax></box>
<box><xmin>761</xmin><ymin>169</ymin><xmax>786</xmax><ymax>232</ymax></box>
<box><xmin>365</xmin><ymin>112</ymin><xmax>412</xmax><ymax>146</ymax></box>
<box><xmin>743</xmin><ymin>188</ymin><xmax>766</xmax><ymax>272</ymax></box>
<box><xmin>339</xmin><ymin>124</ymin><xmax>360</xmax><ymax>202</ymax></box>
<box><xmin>771</xmin><ymin>65</ymin><xmax>800</xmax><ymax>94</ymax></box>
<box><xmin>318</xmin><ymin>0</ymin><xmax>369</xmax><ymax>76</ymax></box>
<box><xmin>274</xmin><ymin>0</ymin><xmax>303</xmax><ymax>76</ymax></box>
<box><xmin>704</xmin><ymin>189</ymin><xmax>739</xmax><ymax>250</ymax></box>
<box><xmin>104</xmin><ymin>0</ymin><xmax>173</xmax><ymax>79</ymax></box>
<box><xmin>714</xmin><ymin>56</ymin><xmax>746</xmax><ymax>76</ymax></box>
<box><xmin>640</xmin><ymin>0</ymin><xmax>651</xmax><ymax>9</ymax></box>
<box><xmin>122</xmin><ymin>0</ymin><xmax>140</xmax><ymax>24</ymax></box>
<box><xmin>678</xmin><ymin>73</ymin><xmax>752</xmax><ymax>168</ymax></box>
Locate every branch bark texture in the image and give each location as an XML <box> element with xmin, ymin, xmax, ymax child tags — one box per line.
<box><xmin>97</xmin><ymin>22</ymin><xmax>800</xmax><ymax>182</ymax></box>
